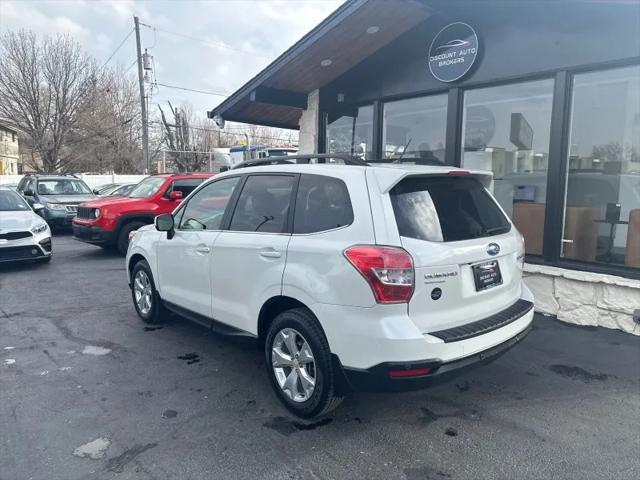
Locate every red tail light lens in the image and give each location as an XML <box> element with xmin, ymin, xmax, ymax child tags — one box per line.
<box><xmin>344</xmin><ymin>246</ymin><xmax>414</xmax><ymax>303</ymax></box>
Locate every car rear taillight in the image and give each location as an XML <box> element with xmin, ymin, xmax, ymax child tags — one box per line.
<box><xmin>344</xmin><ymin>246</ymin><xmax>414</xmax><ymax>304</ymax></box>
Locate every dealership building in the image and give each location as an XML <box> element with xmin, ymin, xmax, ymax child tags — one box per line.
<box><xmin>210</xmin><ymin>0</ymin><xmax>640</xmax><ymax>333</ymax></box>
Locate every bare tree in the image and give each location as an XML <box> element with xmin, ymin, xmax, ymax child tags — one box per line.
<box><xmin>0</xmin><ymin>30</ymin><xmax>98</xmax><ymax>172</ymax></box>
<box><xmin>158</xmin><ymin>102</ymin><xmax>210</xmax><ymax>172</ymax></box>
<box><xmin>70</xmin><ymin>67</ymin><xmax>142</xmax><ymax>173</ymax></box>
<box><xmin>243</xmin><ymin>124</ymin><xmax>297</xmax><ymax>146</ymax></box>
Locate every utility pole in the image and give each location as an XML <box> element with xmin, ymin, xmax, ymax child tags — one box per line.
<box><xmin>134</xmin><ymin>16</ymin><xmax>149</xmax><ymax>173</ymax></box>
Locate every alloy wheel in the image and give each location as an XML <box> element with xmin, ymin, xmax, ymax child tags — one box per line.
<box><xmin>271</xmin><ymin>328</ymin><xmax>316</xmax><ymax>402</ymax></box>
<box><xmin>133</xmin><ymin>270</ymin><xmax>153</xmax><ymax>316</ymax></box>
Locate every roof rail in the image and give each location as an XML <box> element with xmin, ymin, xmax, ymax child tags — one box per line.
<box><xmin>231</xmin><ymin>153</ymin><xmax>368</xmax><ymax>170</ymax></box>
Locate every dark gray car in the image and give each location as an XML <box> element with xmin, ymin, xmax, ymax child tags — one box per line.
<box><xmin>17</xmin><ymin>174</ymin><xmax>96</xmax><ymax>229</ymax></box>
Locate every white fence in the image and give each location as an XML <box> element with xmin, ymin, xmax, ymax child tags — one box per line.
<box><xmin>0</xmin><ymin>174</ymin><xmax>147</xmax><ymax>189</ymax></box>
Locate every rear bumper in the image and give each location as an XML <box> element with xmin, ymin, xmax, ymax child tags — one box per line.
<box><xmin>336</xmin><ymin>324</ymin><xmax>532</xmax><ymax>393</ymax></box>
<box><xmin>72</xmin><ymin>223</ymin><xmax>114</xmax><ymax>246</ymax></box>
<box><xmin>313</xmin><ymin>281</ymin><xmax>535</xmax><ymax>392</ymax></box>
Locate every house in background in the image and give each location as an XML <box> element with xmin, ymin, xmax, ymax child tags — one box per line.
<box><xmin>0</xmin><ymin>123</ymin><xmax>19</xmax><ymax>175</ymax></box>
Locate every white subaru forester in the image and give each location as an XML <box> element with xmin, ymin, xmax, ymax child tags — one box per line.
<box><xmin>126</xmin><ymin>155</ymin><xmax>534</xmax><ymax>418</ymax></box>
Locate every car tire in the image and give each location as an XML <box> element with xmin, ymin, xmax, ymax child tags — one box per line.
<box><xmin>265</xmin><ymin>308</ymin><xmax>343</xmax><ymax>418</ymax></box>
<box><xmin>117</xmin><ymin>221</ymin><xmax>146</xmax><ymax>255</ymax></box>
<box><xmin>131</xmin><ymin>259</ymin><xmax>165</xmax><ymax>324</ymax></box>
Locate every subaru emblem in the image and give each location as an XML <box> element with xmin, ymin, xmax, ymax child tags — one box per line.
<box><xmin>487</xmin><ymin>243</ymin><xmax>500</xmax><ymax>256</ymax></box>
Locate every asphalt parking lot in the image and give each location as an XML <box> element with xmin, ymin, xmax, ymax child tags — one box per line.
<box><xmin>1</xmin><ymin>234</ymin><xmax>639</xmax><ymax>480</ymax></box>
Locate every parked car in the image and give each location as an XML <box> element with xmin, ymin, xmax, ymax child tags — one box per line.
<box><xmin>107</xmin><ymin>183</ymin><xmax>137</xmax><ymax>197</ymax></box>
<box><xmin>73</xmin><ymin>173</ymin><xmax>212</xmax><ymax>254</ymax></box>
<box><xmin>125</xmin><ymin>155</ymin><xmax>534</xmax><ymax>418</ymax></box>
<box><xmin>92</xmin><ymin>183</ymin><xmax>119</xmax><ymax>195</ymax></box>
<box><xmin>17</xmin><ymin>174</ymin><xmax>96</xmax><ymax>229</ymax></box>
<box><xmin>0</xmin><ymin>186</ymin><xmax>52</xmax><ymax>264</ymax></box>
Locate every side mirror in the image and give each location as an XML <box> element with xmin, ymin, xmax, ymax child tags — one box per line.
<box><xmin>169</xmin><ymin>190</ymin><xmax>184</xmax><ymax>201</ymax></box>
<box><xmin>24</xmin><ymin>189</ymin><xmax>34</xmax><ymax>197</ymax></box>
<box><xmin>93</xmin><ymin>189</ymin><xmax>100</xmax><ymax>195</ymax></box>
<box><xmin>32</xmin><ymin>203</ymin><xmax>45</xmax><ymax>211</ymax></box>
<box><xmin>155</xmin><ymin>213</ymin><xmax>175</xmax><ymax>239</ymax></box>
<box><xmin>219</xmin><ymin>166</ymin><xmax>230</xmax><ymax>172</ymax></box>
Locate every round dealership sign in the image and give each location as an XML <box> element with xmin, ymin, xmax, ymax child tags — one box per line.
<box><xmin>428</xmin><ymin>22</ymin><xmax>479</xmax><ymax>82</ymax></box>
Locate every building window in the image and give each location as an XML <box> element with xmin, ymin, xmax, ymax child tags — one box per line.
<box><xmin>382</xmin><ymin>94</ymin><xmax>448</xmax><ymax>164</ymax></box>
<box><xmin>326</xmin><ymin>105</ymin><xmax>373</xmax><ymax>159</ymax></box>
<box><xmin>561</xmin><ymin>65</ymin><xmax>640</xmax><ymax>269</ymax></box>
<box><xmin>461</xmin><ymin>79</ymin><xmax>554</xmax><ymax>256</ymax></box>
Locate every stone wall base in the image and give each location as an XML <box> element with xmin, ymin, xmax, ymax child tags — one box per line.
<box><xmin>523</xmin><ymin>264</ymin><xmax>639</xmax><ymax>335</ymax></box>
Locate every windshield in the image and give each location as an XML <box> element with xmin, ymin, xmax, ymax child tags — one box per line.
<box><xmin>128</xmin><ymin>177</ymin><xmax>165</xmax><ymax>198</ymax></box>
<box><xmin>37</xmin><ymin>179</ymin><xmax>92</xmax><ymax>195</ymax></box>
<box><xmin>0</xmin><ymin>189</ymin><xmax>31</xmax><ymax>211</ymax></box>
<box><xmin>390</xmin><ymin>176</ymin><xmax>511</xmax><ymax>242</ymax></box>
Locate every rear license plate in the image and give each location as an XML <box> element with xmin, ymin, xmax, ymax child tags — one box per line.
<box><xmin>472</xmin><ymin>260</ymin><xmax>502</xmax><ymax>291</ymax></box>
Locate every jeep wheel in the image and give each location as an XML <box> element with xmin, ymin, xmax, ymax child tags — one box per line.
<box><xmin>265</xmin><ymin>308</ymin><xmax>343</xmax><ymax>418</ymax></box>
<box><xmin>117</xmin><ymin>221</ymin><xmax>146</xmax><ymax>255</ymax></box>
<box><xmin>131</xmin><ymin>260</ymin><xmax>165</xmax><ymax>324</ymax></box>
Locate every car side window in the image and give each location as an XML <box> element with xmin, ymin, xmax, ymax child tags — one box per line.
<box><xmin>178</xmin><ymin>177</ymin><xmax>240</xmax><ymax>230</ymax></box>
<box><xmin>24</xmin><ymin>178</ymin><xmax>35</xmax><ymax>195</ymax></box>
<box><xmin>167</xmin><ymin>178</ymin><xmax>206</xmax><ymax>198</ymax></box>
<box><xmin>293</xmin><ymin>174</ymin><xmax>354</xmax><ymax>234</ymax></box>
<box><xmin>229</xmin><ymin>175</ymin><xmax>295</xmax><ymax>233</ymax></box>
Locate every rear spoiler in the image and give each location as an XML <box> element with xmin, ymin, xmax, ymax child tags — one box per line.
<box><xmin>370</xmin><ymin>167</ymin><xmax>494</xmax><ymax>194</ymax></box>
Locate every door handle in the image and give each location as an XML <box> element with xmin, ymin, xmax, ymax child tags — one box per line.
<box><xmin>196</xmin><ymin>245</ymin><xmax>211</xmax><ymax>254</ymax></box>
<box><xmin>259</xmin><ymin>248</ymin><xmax>281</xmax><ymax>259</ymax></box>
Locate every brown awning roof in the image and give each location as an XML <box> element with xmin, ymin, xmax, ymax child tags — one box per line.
<box><xmin>209</xmin><ymin>0</ymin><xmax>430</xmax><ymax>129</ymax></box>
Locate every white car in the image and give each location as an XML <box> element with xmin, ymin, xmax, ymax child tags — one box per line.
<box><xmin>126</xmin><ymin>155</ymin><xmax>534</xmax><ymax>418</ymax></box>
<box><xmin>0</xmin><ymin>187</ymin><xmax>52</xmax><ymax>264</ymax></box>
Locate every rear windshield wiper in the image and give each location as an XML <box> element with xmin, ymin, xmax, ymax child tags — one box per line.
<box><xmin>482</xmin><ymin>226</ymin><xmax>509</xmax><ymax>236</ymax></box>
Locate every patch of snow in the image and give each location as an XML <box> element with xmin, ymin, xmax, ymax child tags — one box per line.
<box><xmin>3</xmin><ymin>346</ymin><xmax>15</xmax><ymax>350</ymax></box>
<box><xmin>59</xmin><ymin>366</ymin><xmax>72</xmax><ymax>371</ymax></box>
<box><xmin>39</xmin><ymin>370</ymin><xmax>49</xmax><ymax>376</ymax></box>
<box><xmin>82</xmin><ymin>346</ymin><xmax>111</xmax><ymax>356</ymax></box>
<box><xmin>72</xmin><ymin>437</ymin><xmax>111</xmax><ymax>459</ymax></box>
<box><xmin>3</xmin><ymin>359</ymin><xmax>16</xmax><ymax>366</ymax></box>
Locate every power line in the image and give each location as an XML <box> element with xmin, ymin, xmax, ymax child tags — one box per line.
<box><xmin>101</xmin><ymin>29</ymin><xmax>134</xmax><ymax>68</ymax></box>
<box><xmin>155</xmin><ymin>82</ymin><xmax>230</xmax><ymax>98</ymax></box>
<box><xmin>124</xmin><ymin>59</ymin><xmax>137</xmax><ymax>73</ymax></box>
<box><xmin>140</xmin><ymin>23</ymin><xmax>271</xmax><ymax>60</ymax></box>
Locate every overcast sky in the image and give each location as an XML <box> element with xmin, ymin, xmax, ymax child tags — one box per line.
<box><xmin>0</xmin><ymin>0</ymin><xmax>343</xmax><ymax>119</ymax></box>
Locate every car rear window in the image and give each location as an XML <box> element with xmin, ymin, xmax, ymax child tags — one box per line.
<box><xmin>293</xmin><ymin>174</ymin><xmax>353</xmax><ymax>234</ymax></box>
<box><xmin>229</xmin><ymin>175</ymin><xmax>295</xmax><ymax>233</ymax></box>
<box><xmin>390</xmin><ymin>176</ymin><xmax>511</xmax><ymax>242</ymax></box>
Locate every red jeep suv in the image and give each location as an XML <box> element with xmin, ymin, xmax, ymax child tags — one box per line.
<box><xmin>72</xmin><ymin>173</ymin><xmax>212</xmax><ymax>254</ymax></box>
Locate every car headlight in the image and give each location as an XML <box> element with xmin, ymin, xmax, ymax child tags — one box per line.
<box><xmin>31</xmin><ymin>222</ymin><xmax>49</xmax><ymax>234</ymax></box>
<box><xmin>92</xmin><ymin>208</ymin><xmax>101</xmax><ymax>219</ymax></box>
<box><xmin>45</xmin><ymin>202</ymin><xmax>65</xmax><ymax>210</ymax></box>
